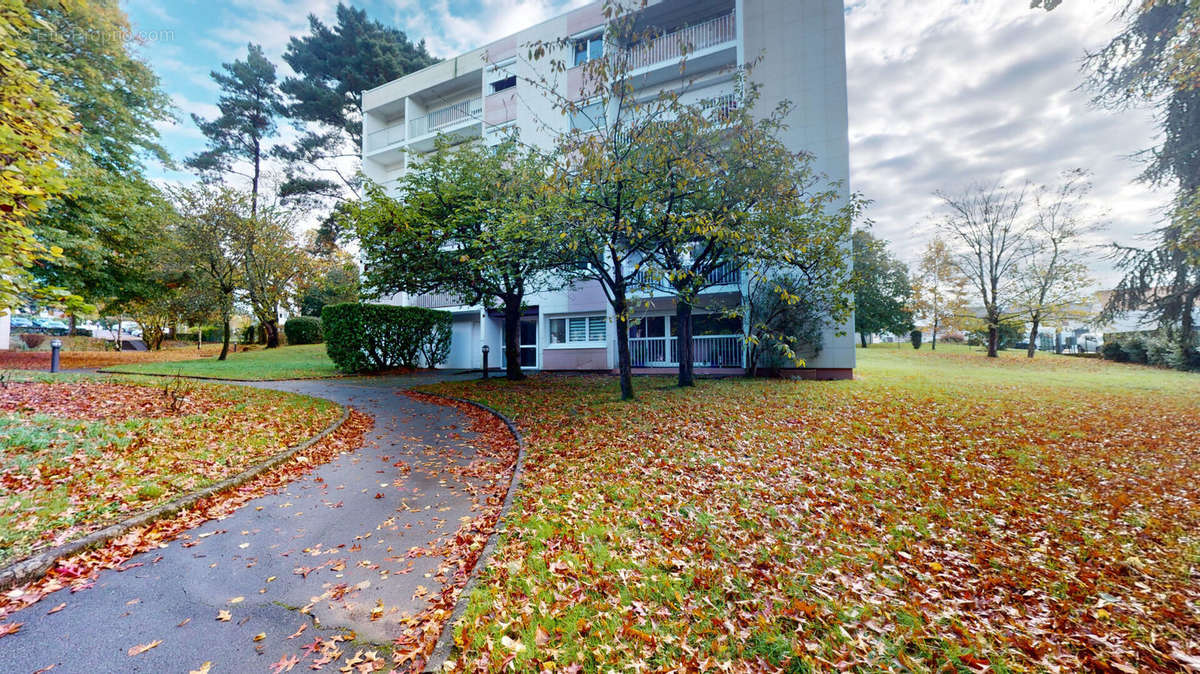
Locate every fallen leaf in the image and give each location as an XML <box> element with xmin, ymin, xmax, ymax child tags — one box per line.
<box><xmin>216</xmin><ymin>610</ymin><xmax>231</xmax><ymax>622</ymax></box>
<box><xmin>127</xmin><ymin>640</ymin><xmax>162</xmax><ymax>656</ymax></box>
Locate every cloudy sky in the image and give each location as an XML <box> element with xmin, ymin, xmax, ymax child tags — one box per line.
<box><xmin>122</xmin><ymin>0</ymin><xmax>1168</xmax><ymax>285</ymax></box>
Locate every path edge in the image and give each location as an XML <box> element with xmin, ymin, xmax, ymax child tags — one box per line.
<box><xmin>420</xmin><ymin>393</ymin><xmax>527</xmax><ymax>673</ymax></box>
<box><xmin>0</xmin><ymin>404</ymin><xmax>352</xmax><ymax>593</ymax></box>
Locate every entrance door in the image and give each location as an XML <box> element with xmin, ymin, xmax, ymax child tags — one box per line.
<box><xmin>502</xmin><ymin>317</ymin><xmax>539</xmax><ymax>368</ymax></box>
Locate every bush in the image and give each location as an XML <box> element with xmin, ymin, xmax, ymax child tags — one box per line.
<box><xmin>939</xmin><ymin>333</ymin><xmax>965</xmax><ymax>344</ymax></box>
<box><xmin>1100</xmin><ymin>339</ymin><xmax>1126</xmax><ymax>362</ymax></box>
<box><xmin>19</xmin><ymin>333</ymin><xmax>46</xmax><ymax>349</ymax></box>
<box><xmin>322</xmin><ymin>303</ymin><xmax>452</xmax><ymax>373</ymax></box>
<box><xmin>1145</xmin><ymin>339</ymin><xmax>1176</xmax><ymax>368</ymax></box>
<box><xmin>284</xmin><ymin>316</ymin><xmax>324</xmax><ymax>345</ymax></box>
<box><xmin>910</xmin><ymin>330</ymin><xmax>922</xmax><ymax>349</ymax></box>
<box><xmin>1122</xmin><ymin>337</ymin><xmax>1149</xmax><ymax>364</ymax></box>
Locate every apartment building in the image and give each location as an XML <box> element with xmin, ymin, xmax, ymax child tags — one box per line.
<box><xmin>360</xmin><ymin>0</ymin><xmax>854</xmax><ymax>378</ymax></box>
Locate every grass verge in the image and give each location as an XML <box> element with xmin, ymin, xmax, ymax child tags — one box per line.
<box><xmin>0</xmin><ymin>374</ymin><xmax>341</xmax><ymax>565</ymax></box>
<box><xmin>102</xmin><ymin>344</ymin><xmax>339</xmax><ymax>380</ymax></box>
<box><xmin>423</xmin><ymin>345</ymin><xmax>1200</xmax><ymax>672</ymax></box>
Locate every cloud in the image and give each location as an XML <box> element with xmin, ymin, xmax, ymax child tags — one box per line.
<box><xmin>845</xmin><ymin>0</ymin><xmax>1171</xmax><ymax>286</ymax></box>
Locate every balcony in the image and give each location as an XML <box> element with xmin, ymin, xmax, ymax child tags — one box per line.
<box><xmin>625</xmin><ymin>13</ymin><xmax>736</xmax><ymax>73</ymax></box>
<box><xmin>408</xmin><ymin>98</ymin><xmax>483</xmax><ymax>146</ymax></box>
<box><xmin>630</xmin><ymin>334</ymin><xmax>743</xmax><ymax>368</ymax></box>
<box><xmin>366</xmin><ymin>123</ymin><xmax>406</xmax><ymax>153</ymax></box>
<box><xmin>632</xmin><ymin>260</ymin><xmax>742</xmax><ymax>290</ymax></box>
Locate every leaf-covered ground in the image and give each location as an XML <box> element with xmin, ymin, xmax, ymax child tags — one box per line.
<box><xmin>0</xmin><ymin>376</ymin><xmax>342</xmax><ymax>565</ymax></box>
<box><xmin>424</xmin><ymin>346</ymin><xmax>1200</xmax><ymax>672</ymax></box>
<box><xmin>0</xmin><ymin>344</ymin><xmax>228</xmax><ymax>370</ymax></box>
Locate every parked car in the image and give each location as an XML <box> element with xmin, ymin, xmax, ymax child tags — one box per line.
<box><xmin>10</xmin><ymin>315</ymin><xmax>34</xmax><ymax>329</ymax></box>
<box><xmin>32</xmin><ymin>317</ymin><xmax>69</xmax><ymax>335</ymax></box>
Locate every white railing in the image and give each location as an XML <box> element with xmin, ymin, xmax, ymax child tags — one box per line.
<box><xmin>408</xmin><ymin>98</ymin><xmax>483</xmax><ymax>138</ymax></box>
<box><xmin>366</xmin><ymin>123</ymin><xmax>406</xmax><ymax>152</ymax></box>
<box><xmin>625</xmin><ymin>13</ymin><xmax>736</xmax><ymax>71</ymax></box>
<box><xmin>629</xmin><ymin>334</ymin><xmax>743</xmax><ymax>368</ymax></box>
<box><xmin>631</xmin><ymin>261</ymin><xmax>741</xmax><ymax>289</ymax></box>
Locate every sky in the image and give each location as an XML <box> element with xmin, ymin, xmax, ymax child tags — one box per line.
<box><xmin>121</xmin><ymin>0</ymin><xmax>1169</xmax><ymax>286</ymax></box>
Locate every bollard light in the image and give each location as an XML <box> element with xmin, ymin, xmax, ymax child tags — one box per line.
<box><xmin>481</xmin><ymin>344</ymin><xmax>490</xmax><ymax>380</ymax></box>
<box><xmin>50</xmin><ymin>339</ymin><xmax>63</xmax><ymax>373</ymax></box>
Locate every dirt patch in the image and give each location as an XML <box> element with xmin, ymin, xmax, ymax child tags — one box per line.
<box><xmin>0</xmin><ymin>381</ymin><xmax>230</xmax><ymax>420</ymax></box>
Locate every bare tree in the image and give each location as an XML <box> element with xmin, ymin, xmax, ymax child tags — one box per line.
<box><xmin>936</xmin><ymin>183</ymin><xmax>1032</xmax><ymax>357</ymax></box>
<box><xmin>1013</xmin><ymin>170</ymin><xmax>1099</xmax><ymax>358</ymax></box>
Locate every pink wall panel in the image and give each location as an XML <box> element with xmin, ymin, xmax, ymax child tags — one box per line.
<box><xmin>566</xmin><ymin>3</ymin><xmax>603</xmax><ymax>34</ymax></box>
<box><xmin>484</xmin><ymin>36</ymin><xmax>517</xmax><ymax>63</ymax></box>
<box><xmin>485</xmin><ymin>92</ymin><xmax>518</xmax><ymax>125</ymax></box>
<box><xmin>566</xmin><ymin>280</ymin><xmax>607</xmax><ymax>312</ymax></box>
<box><xmin>542</xmin><ymin>347</ymin><xmax>608</xmax><ymax>370</ymax></box>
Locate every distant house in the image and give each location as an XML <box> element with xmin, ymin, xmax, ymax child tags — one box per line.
<box><xmin>360</xmin><ymin>0</ymin><xmax>856</xmax><ymax>379</ymax></box>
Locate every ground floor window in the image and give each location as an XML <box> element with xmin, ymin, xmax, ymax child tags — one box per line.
<box><xmin>549</xmin><ymin>315</ymin><xmax>606</xmax><ymax>345</ymax></box>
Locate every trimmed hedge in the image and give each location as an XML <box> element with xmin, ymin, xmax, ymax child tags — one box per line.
<box><xmin>322</xmin><ymin>303</ymin><xmax>452</xmax><ymax>373</ymax></box>
<box><xmin>284</xmin><ymin>316</ymin><xmax>324</xmax><ymax>345</ymax></box>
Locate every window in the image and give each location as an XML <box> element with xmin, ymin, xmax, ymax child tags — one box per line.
<box><xmin>490</xmin><ymin>75</ymin><xmax>516</xmax><ymax>93</ymax></box>
<box><xmin>549</xmin><ymin>315</ymin><xmax>606</xmax><ymax>345</ymax></box>
<box><xmin>573</xmin><ymin>34</ymin><xmax>603</xmax><ymax>67</ymax></box>
<box><xmin>569</xmin><ymin>101</ymin><xmax>603</xmax><ymax>131</ymax></box>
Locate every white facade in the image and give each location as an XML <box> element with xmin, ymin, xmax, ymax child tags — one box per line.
<box><xmin>361</xmin><ymin>0</ymin><xmax>855</xmax><ymax>376</ymax></box>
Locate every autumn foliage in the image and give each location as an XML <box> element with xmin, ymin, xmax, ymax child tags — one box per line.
<box><xmin>424</xmin><ymin>347</ymin><xmax>1200</xmax><ymax>672</ymax></box>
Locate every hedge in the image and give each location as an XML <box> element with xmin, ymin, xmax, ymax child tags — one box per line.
<box><xmin>321</xmin><ymin>303</ymin><xmax>452</xmax><ymax>373</ymax></box>
<box><xmin>284</xmin><ymin>316</ymin><xmax>323</xmax><ymax>345</ymax></box>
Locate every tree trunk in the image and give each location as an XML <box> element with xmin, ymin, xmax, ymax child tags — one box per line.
<box><xmin>219</xmin><ymin>317</ymin><xmax>231</xmax><ymax>360</ymax></box>
<box><xmin>1026</xmin><ymin>319</ymin><xmax>1039</xmax><ymax>359</ymax></box>
<box><xmin>860</xmin><ymin>332</ymin><xmax>868</xmax><ymax>348</ymax></box>
<box><xmin>263</xmin><ymin>319</ymin><xmax>280</xmax><ymax>348</ymax></box>
<box><xmin>68</xmin><ymin>314</ymin><xmax>77</xmax><ymax>337</ymax></box>
<box><xmin>1180</xmin><ymin>288</ymin><xmax>1197</xmax><ymax>365</ymax></box>
<box><xmin>614</xmin><ymin>293</ymin><xmax>634</xmax><ymax>401</ymax></box>
<box><xmin>986</xmin><ymin>323</ymin><xmax>999</xmax><ymax>358</ymax></box>
<box><xmin>675</xmin><ymin>300</ymin><xmax>694</xmax><ymax>387</ymax></box>
<box><xmin>931</xmin><ymin>317</ymin><xmax>939</xmax><ymax>351</ymax></box>
<box><xmin>503</xmin><ymin>295</ymin><xmax>525</xmax><ymax>381</ymax></box>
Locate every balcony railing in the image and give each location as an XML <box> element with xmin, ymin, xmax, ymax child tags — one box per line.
<box><xmin>625</xmin><ymin>13</ymin><xmax>736</xmax><ymax>71</ymax></box>
<box><xmin>366</xmin><ymin>123</ymin><xmax>406</xmax><ymax>152</ymax></box>
<box><xmin>631</xmin><ymin>260</ymin><xmax>742</xmax><ymax>289</ymax></box>
<box><xmin>408</xmin><ymin>98</ymin><xmax>483</xmax><ymax>138</ymax></box>
<box><xmin>630</xmin><ymin>334</ymin><xmax>743</xmax><ymax>368</ymax></box>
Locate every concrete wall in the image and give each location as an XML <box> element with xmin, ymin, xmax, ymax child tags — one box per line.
<box><xmin>0</xmin><ymin>313</ymin><xmax>9</xmax><ymax>351</ymax></box>
<box><xmin>743</xmin><ymin>0</ymin><xmax>855</xmax><ymax>372</ymax></box>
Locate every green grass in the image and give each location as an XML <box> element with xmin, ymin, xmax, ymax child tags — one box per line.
<box><xmin>103</xmin><ymin>343</ymin><xmax>340</xmax><ymax>380</ymax></box>
<box><xmin>422</xmin><ymin>344</ymin><xmax>1199</xmax><ymax>672</ymax></box>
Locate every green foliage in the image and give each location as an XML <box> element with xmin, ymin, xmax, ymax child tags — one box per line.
<box><xmin>745</xmin><ymin>276</ymin><xmax>826</xmax><ymax>373</ymax></box>
<box><xmin>296</xmin><ymin>242</ymin><xmax>360</xmax><ymax>316</ymax></box>
<box><xmin>853</xmin><ymin>230</ymin><xmax>915</xmax><ymax>340</ymax></box>
<box><xmin>1122</xmin><ymin>337</ymin><xmax>1149</xmax><ymax>365</ymax></box>
<box><xmin>969</xmin><ymin>321</ymin><xmax>1022</xmax><ymax>350</ymax></box>
<box><xmin>187</xmin><ymin>43</ymin><xmax>282</xmax><ymax>215</ymax></box>
<box><xmin>321</xmin><ymin>303</ymin><xmax>450</xmax><ymax>372</ymax></box>
<box><xmin>911</xmin><ymin>330</ymin><xmax>923</xmax><ymax>349</ymax></box>
<box><xmin>275</xmin><ymin>3</ymin><xmax>437</xmax><ymax>205</ymax></box>
<box><xmin>284</xmin><ymin>316</ymin><xmax>323</xmax><ymax>345</ymax></box>
<box><xmin>1100</xmin><ymin>339</ymin><xmax>1127</xmax><ymax>362</ymax></box>
<box><xmin>0</xmin><ymin>0</ymin><xmax>75</xmax><ymax>310</ymax></box>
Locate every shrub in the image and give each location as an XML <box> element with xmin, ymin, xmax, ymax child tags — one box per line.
<box><xmin>1122</xmin><ymin>337</ymin><xmax>1149</xmax><ymax>365</ymax></box>
<box><xmin>1100</xmin><ymin>339</ymin><xmax>1126</xmax><ymax>362</ymax></box>
<box><xmin>284</xmin><ymin>316</ymin><xmax>324</xmax><ymax>345</ymax></box>
<box><xmin>322</xmin><ymin>303</ymin><xmax>452</xmax><ymax>373</ymax></box>
<box><xmin>939</xmin><ymin>333</ymin><xmax>965</xmax><ymax>344</ymax></box>
<box><xmin>910</xmin><ymin>330</ymin><xmax>922</xmax><ymax>349</ymax></box>
<box><xmin>19</xmin><ymin>333</ymin><xmax>46</xmax><ymax>349</ymax></box>
<box><xmin>1145</xmin><ymin>339</ymin><xmax>1176</xmax><ymax>368</ymax></box>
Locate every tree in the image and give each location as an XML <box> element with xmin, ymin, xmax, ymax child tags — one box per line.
<box><xmin>910</xmin><ymin>238</ymin><xmax>970</xmax><ymax>350</ymax></box>
<box><xmin>296</xmin><ymin>236</ymin><xmax>360</xmax><ymax>318</ymax></box>
<box><xmin>1013</xmin><ymin>171</ymin><xmax>1097</xmax><ymax>358</ymax></box>
<box><xmin>237</xmin><ymin>207</ymin><xmax>310</xmax><ymax>348</ymax></box>
<box><xmin>0</xmin><ymin>0</ymin><xmax>82</xmax><ymax>311</ymax></box>
<box><xmin>354</xmin><ymin>139</ymin><xmax>565</xmax><ymax>380</ymax></box>
<box><xmin>852</xmin><ymin>230</ymin><xmax>914</xmax><ymax>346</ymax></box>
<box><xmin>169</xmin><ymin>186</ymin><xmax>249</xmax><ymax>360</ymax></box>
<box><xmin>1082</xmin><ymin>1</ymin><xmax>1200</xmax><ymax>367</ymax></box>
<box><xmin>187</xmin><ymin>43</ymin><xmax>282</xmax><ymax>217</ymax></box>
<box><xmin>276</xmin><ymin>3</ymin><xmax>436</xmax><ymax>211</ymax></box>
<box><xmin>639</xmin><ymin>81</ymin><xmax>858</xmax><ymax>386</ymax></box>
<box><xmin>22</xmin><ymin>1</ymin><xmax>173</xmax><ymax>323</ymax></box>
<box><xmin>936</xmin><ymin>183</ymin><xmax>1032</xmax><ymax>357</ymax></box>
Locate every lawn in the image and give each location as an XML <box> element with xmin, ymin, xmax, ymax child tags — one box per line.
<box><xmin>102</xmin><ymin>343</ymin><xmax>340</xmax><ymax>380</ymax></box>
<box><xmin>423</xmin><ymin>345</ymin><xmax>1200</xmax><ymax>672</ymax></box>
<box><xmin>0</xmin><ymin>373</ymin><xmax>342</xmax><ymax>565</ymax></box>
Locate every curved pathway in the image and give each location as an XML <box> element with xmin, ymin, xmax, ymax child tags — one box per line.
<box><xmin>0</xmin><ymin>373</ymin><xmax>484</xmax><ymax>673</ymax></box>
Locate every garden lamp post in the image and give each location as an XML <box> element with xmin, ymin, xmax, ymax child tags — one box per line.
<box><xmin>50</xmin><ymin>339</ymin><xmax>62</xmax><ymax>373</ymax></box>
<box><xmin>481</xmin><ymin>344</ymin><xmax>490</xmax><ymax>380</ymax></box>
